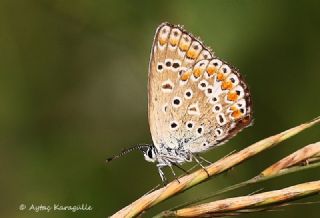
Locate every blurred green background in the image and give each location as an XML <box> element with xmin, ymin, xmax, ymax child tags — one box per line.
<box><xmin>1</xmin><ymin>0</ymin><xmax>319</xmax><ymax>217</ymax></box>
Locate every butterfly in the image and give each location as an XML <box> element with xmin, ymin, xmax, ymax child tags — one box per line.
<box><xmin>107</xmin><ymin>22</ymin><xmax>252</xmax><ymax>184</ymax></box>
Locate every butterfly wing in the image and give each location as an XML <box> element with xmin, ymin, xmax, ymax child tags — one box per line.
<box><xmin>148</xmin><ymin>23</ymin><xmax>213</xmax><ymax>149</ymax></box>
<box><xmin>148</xmin><ymin>23</ymin><xmax>252</xmax><ymax>153</ymax></box>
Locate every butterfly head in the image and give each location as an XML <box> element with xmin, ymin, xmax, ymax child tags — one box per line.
<box><xmin>106</xmin><ymin>144</ymin><xmax>157</xmax><ymax>163</ymax></box>
<box><xmin>139</xmin><ymin>144</ymin><xmax>157</xmax><ymax>163</ymax></box>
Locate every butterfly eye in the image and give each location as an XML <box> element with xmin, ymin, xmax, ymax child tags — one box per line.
<box><xmin>147</xmin><ymin>148</ymin><xmax>153</xmax><ymax>158</ymax></box>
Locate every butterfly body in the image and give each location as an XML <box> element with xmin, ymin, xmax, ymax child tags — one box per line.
<box><xmin>107</xmin><ymin>22</ymin><xmax>252</xmax><ymax>184</ymax></box>
<box><xmin>141</xmin><ymin>144</ymin><xmax>192</xmax><ymax>183</ymax></box>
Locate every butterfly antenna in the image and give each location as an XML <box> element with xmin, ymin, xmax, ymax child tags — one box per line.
<box><xmin>106</xmin><ymin>144</ymin><xmax>150</xmax><ymax>163</ymax></box>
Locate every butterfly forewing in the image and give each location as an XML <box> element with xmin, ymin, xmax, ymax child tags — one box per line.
<box><xmin>148</xmin><ymin>23</ymin><xmax>252</xmax><ymax>154</ymax></box>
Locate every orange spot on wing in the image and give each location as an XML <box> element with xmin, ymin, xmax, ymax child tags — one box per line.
<box><xmin>232</xmin><ymin>109</ymin><xmax>242</xmax><ymax>119</ymax></box>
<box><xmin>222</xmin><ymin>80</ymin><xmax>233</xmax><ymax>90</ymax></box>
<box><xmin>181</xmin><ymin>72</ymin><xmax>191</xmax><ymax>81</ymax></box>
<box><xmin>217</xmin><ymin>72</ymin><xmax>225</xmax><ymax>81</ymax></box>
<box><xmin>227</xmin><ymin>91</ymin><xmax>238</xmax><ymax>101</ymax></box>
<box><xmin>230</xmin><ymin>106</ymin><xmax>237</xmax><ymax>111</ymax></box>
<box><xmin>207</xmin><ymin>67</ymin><xmax>216</xmax><ymax>75</ymax></box>
<box><xmin>187</xmin><ymin>50</ymin><xmax>197</xmax><ymax>59</ymax></box>
<box><xmin>241</xmin><ymin>117</ymin><xmax>251</xmax><ymax>124</ymax></box>
<box><xmin>159</xmin><ymin>38</ymin><xmax>166</xmax><ymax>45</ymax></box>
<box><xmin>179</xmin><ymin>43</ymin><xmax>189</xmax><ymax>51</ymax></box>
<box><xmin>193</xmin><ymin>68</ymin><xmax>201</xmax><ymax>78</ymax></box>
<box><xmin>170</xmin><ymin>39</ymin><xmax>178</xmax><ymax>46</ymax></box>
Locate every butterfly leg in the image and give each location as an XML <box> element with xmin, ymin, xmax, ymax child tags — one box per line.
<box><xmin>168</xmin><ymin>165</ymin><xmax>181</xmax><ymax>183</ymax></box>
<box><xmin>192</xmin><ymin>154</ymin><xmax>210</xmax><ymax>178</ymax></box>
<box><xmin>195</xmin><ymin>154</ymin><xmax>212</xmax><ymax>165</ymax></box>
<box><xmin>157</xmin><ymin>164</ymin><xmax>167</xmax><ymax>186</ymax></box>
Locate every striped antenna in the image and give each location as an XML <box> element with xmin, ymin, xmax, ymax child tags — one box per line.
<box><xmin>106</xmin><ymin>144</ymin><xmax>150</xmax><ymax>163</ymax></box>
